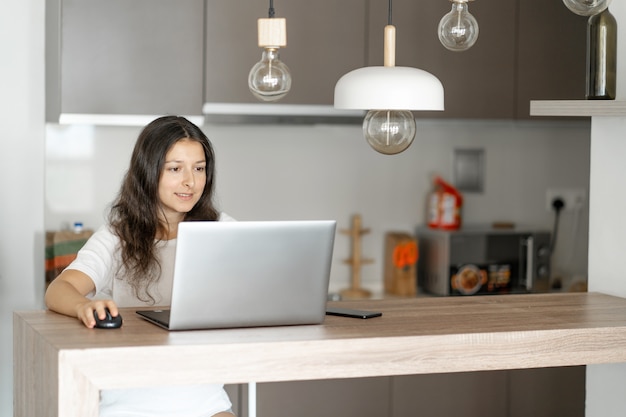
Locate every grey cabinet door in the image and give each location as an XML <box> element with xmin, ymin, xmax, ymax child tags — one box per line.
<box><xmin>367</xmin><ymin>0</ymin><xmax>518</xmax><ymax>119</ymax></box>
<box><xmin>392</xmin><ymin>368</ymin><xmax>585</xmax><ymax>417</ymax></box>
<box><xmin>204</xmin><ymin>0</ymin><xmax>367</xmax><ymax>105</ymax></box>
<box><xmin>508</xmin><ymin>366</ymin><xmax>585</xmax><ymax>417</ymax></box>
<box><xmin>392</xmin><ymin>372</ymin><xmax>509</xmax><ymax>417</ymax></box>
<box><xmin>366</xmin><ymin>0</ymin><xmax>585</xmax><ymax>120</ymax></box>
<box><xmin>254</xmin><ymin>378</ymin><xmax>391</xmax><ymax>417</ymax></box>
<box><xmin>47</xmin><ymin>0</ymin><xmax>204</xmax><ymax>121</ymax></box>
<box><xmin>232</xmin><ymin>368</ymin><xmax>584</xmax><ymax>417</ymax></box>
<box><xmin>516</xmin><ymin>0</ymin><xmax>586</xmax><ymax>118</ymax></box>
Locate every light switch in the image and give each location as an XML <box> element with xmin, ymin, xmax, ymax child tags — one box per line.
<box><xmin>453</xmin><ymin>148</ymin><xmax>484</xmax><ymax>193</ymax></box>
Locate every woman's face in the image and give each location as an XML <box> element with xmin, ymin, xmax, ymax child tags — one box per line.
<box><xmin>158</xmin><ymin>139</ymin><xmax>207</xmax><ymax>225</ymax></box>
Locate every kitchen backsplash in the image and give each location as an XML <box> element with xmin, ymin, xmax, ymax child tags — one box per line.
<box><xmin>45</xmin><ymin>118</ymin><xmax>591</xmax><ymax>293</ymax></box>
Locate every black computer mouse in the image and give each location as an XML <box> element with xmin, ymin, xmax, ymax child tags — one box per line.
<box><xmin>93</xmin><ymin>307</ymin><xmax>123</xmax><ymax>329</ymax></box>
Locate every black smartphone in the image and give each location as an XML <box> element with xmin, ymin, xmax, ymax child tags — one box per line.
<box><xmin>326</xmin><ymin>307</ymin><xmax>382</xmax><ymax>319</ymax></box>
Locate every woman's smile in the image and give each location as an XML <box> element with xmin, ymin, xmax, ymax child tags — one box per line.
<box><xmin>175</xmin><ymin>192</ymin><xmax>194</xmax><ymax>200</ymax></box>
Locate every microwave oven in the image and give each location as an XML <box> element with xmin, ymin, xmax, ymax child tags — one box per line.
<box><xmin>416</xmin><ymin>226</ymin><xmax>551</xmax><ymax>296</ymax></box>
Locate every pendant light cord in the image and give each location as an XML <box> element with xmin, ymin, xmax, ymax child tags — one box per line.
<box><xmin>388</xmin><ymin>0</ymin><xmax>393</xmax><ymax>25</ymax></box>
<box><xmin>268</xmin><ymin>0</ymin><xmax>275</xmax><ymax>18</ymax></box>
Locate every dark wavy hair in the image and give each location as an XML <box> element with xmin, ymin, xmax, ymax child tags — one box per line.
<box><xmin>108</xmin><ymin>116</ymin><xmax>219</xmax><ymax>303</ymax></box>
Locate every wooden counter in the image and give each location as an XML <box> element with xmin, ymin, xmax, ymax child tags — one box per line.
<box><xmin>14</xmin><ymin>292</ymin><xmax>626</xmax><ymax>417</ymax></box>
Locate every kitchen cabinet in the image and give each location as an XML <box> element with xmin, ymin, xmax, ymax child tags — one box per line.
<box><xmin>393</xmin><ymin>368</ymin><xmax>584</xmax><ymax>417</ymax></box>
<box><xmin>45</xmin><ymin>0</ymin><xmax>586</xmax><ymax>121</ymax></box>
<box><xmin>232</xmin><ymin>368</ymin><xmax>584</xmax><ymax>417</ymax></box>
<box><xmin>45</xmin><ymin>0</ymin><xmax>204</xmax><ymax>122</ymax></box>
<box><xmin>367</xmin><ymin>0</ymin><xmax>586</xmax><ymax>119</ymax></box>
<box><xmin>255</xmin><ymin>378</ymin><xmax>390</xmax><ymax>417</ymax></box>
<box><xmin>46</xmin><ymin>0</ymin><xmax>365</xmax><ymax>121</ymax></box>
<box><xmin>509</xmin><ymin>367</ymin><xmax>585</xmax><ymax>417</ymax></box>
<box><xmin>392</xmin><ymin>372</ymin><xmax>508</xmax><ymax>417</ymax></box>
<box><xmin>516</xmin><ymin>0</ymin><xmax>587</xmax><ymax>118</ymax></box>
<box><xmin>367</xmin><ymin>0</ymin><xmax>516</xmax><ymax>119</ymax></box>
<box><xmin>203</xmin><ymin>0</ymin><xmax>366</xmax><ymax>107</ymax></box>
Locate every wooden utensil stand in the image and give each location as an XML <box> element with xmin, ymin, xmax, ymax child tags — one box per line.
<box><xmin>340</xmin><ymin>214</ymin><xmax>373</xmax><ymax>299</ymax></box>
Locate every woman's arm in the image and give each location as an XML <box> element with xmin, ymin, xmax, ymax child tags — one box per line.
<box><xmin>45</xmin><ymin>269</ymin><xmax>119</xmax><ymax>328</ymax></box>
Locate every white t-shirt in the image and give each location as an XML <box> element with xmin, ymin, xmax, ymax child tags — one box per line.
<box><xmin>65</xmin><ymin>213</ymin><xmax>236</xmax><ymax>417</ymax></box>
<box><xmin>71</xmin><ymin>212</ymin><xmax>236</xmax><ymax>307</ymax></box>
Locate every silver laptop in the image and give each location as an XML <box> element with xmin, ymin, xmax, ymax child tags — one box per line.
<box><xmin>136</xmin><ymin>220</ymin><xmax>336</xmax><ymax>330</ymax></box>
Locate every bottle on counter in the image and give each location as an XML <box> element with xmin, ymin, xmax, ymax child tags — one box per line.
<box><xmin>73</xmin><ymin>222</ymin><xmax>84</xmax><ymax>233</ymax></box>
<box><xmin>586</xmin><ymin>8</ymin><xmax>617</xmax><ymax>100</ymax></box>
<box><xmin>427</xmin><ymin>176</ymin><xmax>463</xmax><ymax>230</ymax></box>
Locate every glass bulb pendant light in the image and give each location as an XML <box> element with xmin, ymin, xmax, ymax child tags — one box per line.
<box><xmin>248</xmin><ymin>1</ymin><xmax>291</xmax><ymax>102</ymax></box>
<box><xmin>364</xmin><ymin>110</ymin><xmax>417</xmax><ymax>155</ymax></box>
<box><xmin>334</xmin><ymin>0</ymin><xmax>444</xmax><ymax>155</ymax></box>
<box><xmin>562</xmin><ymin>0</ymin><xmax>612</xmax><ymax>16</ymax></box>
<box><xmin>363</xmin><ymin>26</ymin><xmax>416</xmax><ymax>155</ymax></box>
<box><xmin>438</xmin><ymin>0</ymin><xmax>479</xmax><ymax>52</ymax></box>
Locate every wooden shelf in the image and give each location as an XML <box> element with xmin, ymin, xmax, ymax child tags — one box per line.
<box><xmin>530</xmin><ymin>100</ymin><xmax>626</xmax><ymax>117</ymax></box>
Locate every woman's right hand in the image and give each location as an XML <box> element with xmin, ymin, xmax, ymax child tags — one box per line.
<box><xmin>45</xmin><ymin>269</ymin><xmax>120</xmax><ymax>328</ymax></box>
<box><xmin>76</xmin><ymin>299</ymin><xmax>120</xmax><ymax>328</ymax></box>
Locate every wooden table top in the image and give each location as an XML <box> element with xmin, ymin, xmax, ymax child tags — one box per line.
<box><xmin>14</xmin><ymin>292</ymin><xmax>626</xmax><ymax>388</ymax></box>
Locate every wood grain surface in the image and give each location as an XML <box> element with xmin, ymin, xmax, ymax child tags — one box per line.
<box><xmin>14</xmin><ymin>292</ymin><xmax>626</xmax><ymax>417</ymax></box>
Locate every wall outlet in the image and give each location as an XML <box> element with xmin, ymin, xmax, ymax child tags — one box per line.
<box><xmin>546</xmin><ymin>188</ymin><xmax>586</xmax><ymax>211</ymax></box>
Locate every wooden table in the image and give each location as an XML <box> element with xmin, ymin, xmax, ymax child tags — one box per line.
<box><xmin>14</xmin><ymin>292</ymin><xmax>626</xmax><ymax>417</ymax></box>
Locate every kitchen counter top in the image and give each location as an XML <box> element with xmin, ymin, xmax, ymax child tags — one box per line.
<box><xmin>14</xmin><ymin>292</ymin><xmax>626</xmax><ymax>417</ymax></box>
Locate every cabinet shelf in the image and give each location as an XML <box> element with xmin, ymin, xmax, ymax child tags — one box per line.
<box><xmin>530</xmin><ymin>100</ymin><xmax>626</xmax><ymax>117</ymax></box>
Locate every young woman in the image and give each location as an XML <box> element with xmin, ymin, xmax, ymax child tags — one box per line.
<box><xmin>45</xmin><ymin>115</ymin><xmax>235</xmax><ymax>417</ymax></box>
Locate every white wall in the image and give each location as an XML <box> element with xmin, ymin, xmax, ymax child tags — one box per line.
<box><xmin>45</xmin><ymin>119</ymin><xmax>591</xmax><ymax>295</ymax></box>
<box><xmin>0</xmin><ymin>1</ymin><xmax>46</xmax><ymax>416</ymax></box>
<box><xmin>586</xmin><ymin>117</ymin><xmax>626</xmax><ymax>417</ymax></box>
<box><xmin>585</xmin><ymin>3</ymin><xmax>626</xmax><ymax>412</ymax></box>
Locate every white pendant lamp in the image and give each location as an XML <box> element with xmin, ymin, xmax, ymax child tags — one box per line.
<box><xmin>334</xmin><ymin>1</ymin><xmax>444</xmax><ymax>155</ymax></box>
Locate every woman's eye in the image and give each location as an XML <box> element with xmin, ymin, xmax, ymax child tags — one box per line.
<box><xmin>168</xmin><ymin>167</ymin><xmax>180</xmax><ymax>172</ymax></box>
<box><xmin>195</xmin><ymin>166</ymin><xmax>206</xmax><ymax>172</ymax></box>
